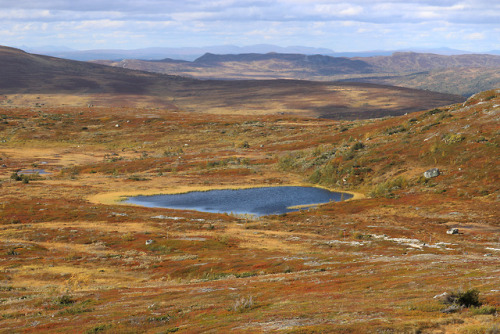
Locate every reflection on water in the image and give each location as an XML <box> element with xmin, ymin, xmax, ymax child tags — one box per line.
<box><xmin>125</xmin><ymin>186</ymin><xmax>353</xmax><ymax>216</ymax></box>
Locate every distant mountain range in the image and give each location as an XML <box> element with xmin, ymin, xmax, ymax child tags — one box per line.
<box><xmin>19</xmin><ymin>44</ymin><xmax>500</xmax><ymax>62</ymax></box>
<box><xmin>0</xmin><ymin>45</ymin><xmax>464</xmax><ymax>119</ymax></box>
<box><xmin>92</xmin><ymin>51</ymin><xmax>500</xmax><ymax>96</ymax></box>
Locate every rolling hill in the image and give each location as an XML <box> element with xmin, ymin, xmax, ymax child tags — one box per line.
<box><xmin>0</xmin><ymin>46</ymin><xmax>465</xmax><ymax>119</ymax></box>
<box><xmin>92</xmin><ymin>52</ymin><xmax>500</xmax><ymax>96</ymax></box>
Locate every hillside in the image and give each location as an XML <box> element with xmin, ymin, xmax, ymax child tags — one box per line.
<box><xmin>0</xmin><ymin>46</ymin><xmax>464</xmax><ymax>119</ymax></box>
<box><xmin>0</xmin><ymin>89</ymin><xmax>498</xmax><ymax>333</ymax></box>
<box><xmin>360</xmin><ymin>52</ymin><xmax>500</xmax><ymax>72</ymax></box>
<box><xmin>93</xmin><ymin>52</ymin><xmax>500</xmax><ymax>96</ymax></box>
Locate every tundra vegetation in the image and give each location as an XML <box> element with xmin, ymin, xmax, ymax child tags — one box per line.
<box><xmin>0</xmin><ymin>90</ymin><xmax>498</xmax><ymax>333</ymax></box>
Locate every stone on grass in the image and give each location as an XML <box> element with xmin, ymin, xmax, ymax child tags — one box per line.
<box><xmin>424</xmin><ymin>168</ymin><xmax>440</xmax><ymax>179</ymax></box>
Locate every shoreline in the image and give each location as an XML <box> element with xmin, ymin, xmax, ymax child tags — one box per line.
<box><xmin>87</xmin><ymin>183</ymin><xmax>365</xmax><ymax>207</ymax></box>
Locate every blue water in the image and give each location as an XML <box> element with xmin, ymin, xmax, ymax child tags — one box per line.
<box><xmin>18</xmin><ymin>169</ymin><xmax>50</xmax><ymax>175</ymax></box>
<box><xmin>125</xmin><ymin>186</ymin><xmax>352</xmax><ymax>216</ymax></box>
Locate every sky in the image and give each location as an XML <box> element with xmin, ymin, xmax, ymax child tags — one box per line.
<box><xmin>1</xmin><ymin>0</ymin><xmax>499</xmax><ymax>52</ymax></box>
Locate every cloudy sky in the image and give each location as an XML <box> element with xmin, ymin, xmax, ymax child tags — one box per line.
<box><xmin>1</xmin><ymin>0</ymin><xmax>499</xmax><ymax>52</ymax></box>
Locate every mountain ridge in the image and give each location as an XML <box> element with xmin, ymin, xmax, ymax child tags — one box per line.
<box><xmin>0</xmin><ymin>45</ymin><xmax>465</xmax><ymax>119</ymax></box>
<box><xmin>19</xmin><ymin>44</ymin><xmax>500</xmax><ymax>61</ymax></box>
<box><xmin>92</xmin><ymin>51</ymin><xmax>500</xmax><ymax>96</ymax></box>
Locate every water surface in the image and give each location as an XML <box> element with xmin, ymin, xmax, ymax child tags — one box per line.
<box><xmin>18</xmin><ymin>169</ymin><xmax>50</xmax><ymax>175</ymax></box>
<box><xmin>125</xmin><ymin>186</ymin><xmax>352</xmax><ymax>216</ymax></box>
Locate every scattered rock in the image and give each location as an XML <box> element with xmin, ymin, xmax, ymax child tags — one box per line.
<box><xmin>441</xmin><ymin>305</ymin><xmax>460</xmax><ymax>313</ymax></box>
<box><xmin>424</xmin><ymin>168</ymin><xmax>440</xmax><ymax>178</ymax></box>
<box><xmin>151</xmin><ymin>215</ymin><xmax>182</xmax><ymax>220</ymax></box>
<box><xmin>145</xmin><ymin>239</ymin><xmax>154</xmax><ymax>245</ymax></box>
<box><xmin>446</xmin><ymin>228</ymin><xmax>459</xmax><ymax>235</ymax></box>
<box><xmin>484</xmin><ymin>253</ymin><xmax>493</xmax><ymax>257</ymax></box>
<box><xmin>433</xmin><ymin>292</ymin><xmax>449</xmax><ymax>299</ymax></box>
<box><xmin>111</xmin><ymin>212</ymin><xmax>128</xmax><ymax>217</ymax></box>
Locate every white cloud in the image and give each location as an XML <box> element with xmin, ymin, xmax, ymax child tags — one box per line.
<box><xmin>0</xmin><ymin>0</ymin><xmax>497</xmax><ymax>52</ymax></box>
<box><xmin>465</xmin><ymin>32</ymin><xmax>485</xmax><ymax>40</ymax></box>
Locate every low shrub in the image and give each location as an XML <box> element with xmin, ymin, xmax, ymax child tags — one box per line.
<box><xmin>232</xmin><ymin>296</ymin><xmax>255</xmax><ymax>313</ymax></box>
<box><xmin>369</xmin><ymin>176</ymin><xmax>409</xmax><ymax>198</ymax></box>
<box><xmin>56</xmin><ymin>295</ymin><xmax>75</xmax><ymax>305</ymax></box>
<box><xmin>442</xmin><ymin>133</ymin><xmax>465</xmax><ymax>144</ymax></box>
<box><xmin>471</xmin><ymin>305</ymin><xmax>497</xmax><ymax>315</ymax></box>
<box><xmin>426</xmin><ymin>108</ymin><xmax>443</xmax><ymax>116</ymax></box>
<box><xmin>442</xmin><ymin>289</ymin><xmax>482</xmax><ymax>308</ymax></box>
<box><xmin>85</xmin><ymin>324</ymin><xmax>111</xmax><ymax>333</ymax></box>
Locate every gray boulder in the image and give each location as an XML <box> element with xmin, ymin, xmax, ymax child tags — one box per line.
<box><xmin>424</xmin><ymin>168</ymin><xmax>440</xmax><ymax>178</ymax></box>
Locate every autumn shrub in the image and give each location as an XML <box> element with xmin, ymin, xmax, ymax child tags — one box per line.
<box><xmin>10</xmin><ymin>172</ymin><xmax>38</xmax><ymax>183</ymax></box>
<box><xmin>426</xmin><ymin>108</ymin><xmax>443</xmax><ymax>116</ymax></box>
<box><xmin>459</xmin><ymin>324</ymin><xmax>499</xmax><ymax>334</ymax></box>
<box><xmin>351</xmin><ymin>141</ymin><xmax>365</xmax><ymax>151</ymax></box>
<box><xmin>85</xmin><ymin>324</ymin><xmax>111</xmax><ymax>333</ymax></box>
<box><xmin>442</xmin><ymin>133</ymin><xmax>465</xmax><ymax>144</ymax></box>
<box><xmin>471</xmin><ymin>305</ymin><xmax>497</xmax><ymax>315</ymax></box>
<box><xmin>443</xmin><ymin>289</ymin><xmax>482</xmax><ymax>308</ymax></box>
<box><xmin>369</xmin><ymin>176</ymin><xmax>409</xmax><ymax>198</ymax></box>
<box><xmin>455</xmin><ymin>289</ymin><xmax>482</xmax><ymax>308</ymax></box>
<box><xmin>278</xmin><ymin>152</ymin><xmax>303</xmax><ymax>171</ymax></box>
<box><xmin>232</xmin><ymin>296</ymin><xmax>255</xmax><ymax>312</ymax></box>
<box><xmin>385</xmin><ymin>125</ymin><xmax>406</xmax><ymax>135</ymax></box>
<box><xmin>56</xmin><ymin>295</ymin><xmax>75</xmax><ymax>305</ymax></box>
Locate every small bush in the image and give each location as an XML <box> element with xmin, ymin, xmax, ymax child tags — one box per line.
<box><xmin>471</xmin><ymin>305</ymin><xmax>497</xmax><ymax>315</ymax></box>
<box><xmin>56</xmin><ymin>295</ymin><xmax>75</xmax><ymax>305</ymax></box>
<box><xmin>120</xmin><ymin>233</ymin><xmax>135</xmax><ymax>241</ymax></box>
<box><xmin>233</xmin><ymin>296</ymin><xmax>255</xmax><ymax>312</ymax></box>
<box><xmin>426</xmin><ymin>108</ymin><xmax>443</xmax><ymax>116</ymax></box>
<box><xmin>442</xmin><ymin>133</ymin><xmax>465</xmax><ymax>144</ymax></box>
<box><xmin>443</xmin><ymin>289</ymin><xmax>482</xmax><ymax>308</ymax></box>
<box><xmin>10</xmin><ymin>172</ymin><xmax>22</xmax><ymax>181</ymax></box>
<box><xmin>369</xmin><ymin>176</ymin><xmax>409</xmax><ymax>198</ymax></box>
<box><xmin>127</xmin><ymin>174</ymin><xmax>149</xmax><ymax>181</ymax></box>
<box><xmin>351</xmin><ymin>142</ymin><xmax>365</xmax><ymax>151</ymax></box>
<box><xmin>85</xmin><ymin>324</ymin><xmax>111</xmax><ymax>333</ymax></box>
<box><xmin>459</xmin><ymin>324</ymin><xmax>499</xmax><ymax>334</ymax></box>
<box><xmin>455</xmin><ymin>289</ymin><xmax>481</xmax><ymax>308</ymax></box>
<box><xmin>385</xmin><ymin>125</ymin><xmax>406</xmax><ymax>135</ymax></box>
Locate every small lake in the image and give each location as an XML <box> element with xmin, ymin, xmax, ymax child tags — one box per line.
<box><xmin>125</xmin><ymin>186</ymin><xmax>353</xmax><ymax>217</ymax></box>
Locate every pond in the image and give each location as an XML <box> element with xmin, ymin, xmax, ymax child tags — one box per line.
<box><xmin>17</xmin><ymin>169</ymin><xmax>50</xmax><ymax>175</ymax></box>
<box><xmin>125</xmin><ymin>186</ymin><xmax>353</xmax><ymax>217</ymax></box>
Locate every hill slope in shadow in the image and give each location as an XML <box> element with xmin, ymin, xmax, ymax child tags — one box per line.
<box><xmin>0</xmin><ymin>46</ymin><xmax>465</xmax><ymax>119</ymax></box>
<box><xmin>93</xmin><ymin>52</ymin><xmax>500</xmax><ymax>96</ymax></box>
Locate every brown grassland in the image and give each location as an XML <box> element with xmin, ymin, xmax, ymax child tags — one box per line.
<box><xmin>0</xmin><ymin>45</ymin><xmax>464</xmax><ymax>121</ymax></box>
<box><xmin>0</xmin><ymin>89</ymin><xmax>499</xmax><ymax>333</ymax></box>
<box><xmin>93</xmin><ymin>53</ymin><xmax>500</xmax><ymax>97</ymax></box>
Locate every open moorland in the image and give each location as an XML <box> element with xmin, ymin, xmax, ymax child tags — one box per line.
<box><xmin>0</xmin><ymin>46</ymin><xmax>465</xmax><ymax>120</ymax></box>
<box><xmin>0</xmin><ymin>46</ymin><xmax>499</xmax><ymax>333</ymax></box>
<box><xmin>93</xmin><ymin>52</ymin><xmax>500</xmax><ymax>97</ymax></box>
<box><xmin>0</xmin><ymin>84</ymin><xmax>499</xmax><ymax>333</ymax></box>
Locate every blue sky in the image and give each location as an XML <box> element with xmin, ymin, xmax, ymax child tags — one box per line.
<box><xmin>1</xmin><ymin>0</ymin><xmax>499</xmax><ymax>52</ymax></box>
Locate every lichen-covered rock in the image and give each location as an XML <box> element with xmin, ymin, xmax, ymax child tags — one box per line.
<box><xmin>424</xmin><ymin>168</ymin><xmax>440</xmax><ymax>178</ymax></box>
